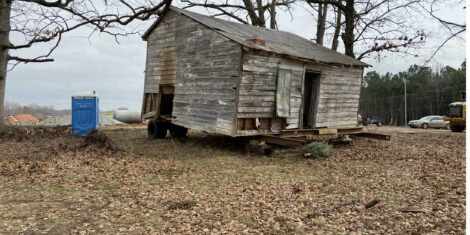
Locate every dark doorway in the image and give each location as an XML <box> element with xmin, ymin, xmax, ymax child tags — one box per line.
<box><xmin>302</xmin><ymin>71</ymin><xmax>321</xmax><ymax>128</ymax></box>
<box><xmin>158</xmin><ymin>85</ymin><xmax>174</xmax><ymax>116</ymax></box>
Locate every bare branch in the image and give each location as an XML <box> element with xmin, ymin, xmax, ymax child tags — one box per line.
<box><xmin>424</xmin><ymin>28</ymin><xmax>465</xmax><ymax>65</ymax></box>
<box><xmin>8</xmin><ymin>56</ymin><xmax>54</xmax><ymax>63</ymax></box>
<box><xmin>8</xmin><ymin>0</ymin><xmax>173</xmax><ymax>67</ymax></box>
<box><xmin>180</xmin><ymin>0</ymin><xmax>294</xmax><ymax>28</ymax></box>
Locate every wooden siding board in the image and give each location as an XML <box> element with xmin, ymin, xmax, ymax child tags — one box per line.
<box><xmin>313</xmin><ymin>65</ymin><xmax>363</xmax><ymax>128</ymax></box>
<box><xmin>238</xmin><ymin>51</ymin><xmax>304</xmax><ymax>129</ymax></box>
<box><xmin>170</xmin><ymin>13</ymin><xmax>240</xmax><ymax>135</ymax></box>
<box><xmin>143</xmin><ymin>11</ymin><xmax>177</xmax><ymax>94</ymax></box>
<box><xmin>143</xmin><ymin>11</ymin><xmax>241</xmax><ymax>135</ymax></box>
<box><xmin>237</xmin><ymin>53</ymin><xmax>363</xmax><ymax>129</ymax></box>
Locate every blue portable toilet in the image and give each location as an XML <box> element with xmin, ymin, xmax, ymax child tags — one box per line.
<box><xmin>72</xmin><ymin>91</ymin><xmax>99</xmax><ymax>136</ymax></box>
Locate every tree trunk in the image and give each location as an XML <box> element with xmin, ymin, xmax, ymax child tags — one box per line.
<box><xmin>316</xmin><ymin>3</ymin><xmax>327</xmax><ymax>45</ymax></box>
<box><xmin>0</xmin><ymin>0</ymin><xmax>10</xmax><ymax>118</ymax></box>
<box><xmin>243</xmin><ymin>0</ymin><xmax>262</xmax><ymax>27</ymax></box>
<box><xmin>341</xmin><ymin>0</ymin><xmax>355</xmax><ymax>58</ymax></box>
<box><xmin>332</xmin><ymin>6</ymin><xmax>341</xmax><ymax>51</ymax></box>
<box><xmin>256</xmin><ymin>0</ymin><xmax>266</xmax><ymax>28</ymax></box>
<box><xmin>269</xmin><ymin>0</ymin><xmax>276</xmax><ymax>29</ymax></box>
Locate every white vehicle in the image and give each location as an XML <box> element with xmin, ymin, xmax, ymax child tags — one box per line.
<box><xmin>408</xmin><ymin>116</ymin><xmax>450</xmax><ymax>129</ymax></box>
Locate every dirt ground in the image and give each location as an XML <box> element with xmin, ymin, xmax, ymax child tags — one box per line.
<box><xmin>0</xmin><ymin>124</ymin><xmax>465</xmax><ymax>234</ymax></box>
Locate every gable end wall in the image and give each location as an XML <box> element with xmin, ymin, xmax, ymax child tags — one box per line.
<box><xmin>144</xmin><ymin>10</ymin><xmax>241</xmax><ymax>135</ymax></box>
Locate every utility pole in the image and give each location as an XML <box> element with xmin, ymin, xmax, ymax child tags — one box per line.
<box><xmin>403</xmin><ymin>79</ymin><xmax>407</xmax><ymax>125</ymax></box>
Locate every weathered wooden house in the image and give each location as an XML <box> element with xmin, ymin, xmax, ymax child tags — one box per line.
<box><xmin>141</xmin><ymin>7</ymin><xmax>369</xmax><ymax>138</ymax></box>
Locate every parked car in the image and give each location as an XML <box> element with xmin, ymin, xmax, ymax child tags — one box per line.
<box><xmin>363</xmin><ymin>116</ymin><xmax>382</xmax><ymax>127</ymax></box>
<box><xmin>408</xmin><ymin>116</ymin><xmax>450</xmax><ymax>129</ymax></box>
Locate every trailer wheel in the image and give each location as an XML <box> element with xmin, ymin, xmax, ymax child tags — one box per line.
<box><xmin>450</xmin><ymin>124</ymin><xmax>465</xmax><ymax>132</ymax></box>
<box><xmin>169</xmin><ymin>124</ymin><xmax>188</xmax><ymax>138</ymax></box>
<box><xmin>148</xmin><ymin>120</ymin><xmax>168</xmax><ymax>138</ymax></box>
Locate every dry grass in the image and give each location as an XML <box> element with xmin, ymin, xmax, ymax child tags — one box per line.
<box><xmin>0</xmin><ymin>125</ymin><xmax>465</xmax><ymax>233</ymax></box>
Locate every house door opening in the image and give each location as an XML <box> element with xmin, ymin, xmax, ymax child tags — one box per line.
<box><xmin>302</xmin><ymin>71</ymin><xmax>321</xmax><ymax>129</ymax></box>
<box><xmin>158</xmin><ymin>85</ymin><xmax>174</xmax><ymax>117</ymax></box>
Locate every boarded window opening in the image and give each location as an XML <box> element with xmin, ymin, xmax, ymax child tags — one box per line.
<box><xmin>276</xmin><ymin>68</ymin><xmax>292</xmax><ymax>117</ymax></box>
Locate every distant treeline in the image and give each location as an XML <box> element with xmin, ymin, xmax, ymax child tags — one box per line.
<box><xmin>3</xmin><ymin>102</ymin><xmax>70</xmax><ymax>119</ymax></box>
<box><xmin>360</xmin><ymin>61</ymin><xmax>466</xmax><ymax>126</ymax></box>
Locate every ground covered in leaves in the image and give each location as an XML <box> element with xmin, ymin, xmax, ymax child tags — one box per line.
<box><xmin>0</xmin><ymin>124</ymin><xmax>465</xmax><ymax>233</ymax></box>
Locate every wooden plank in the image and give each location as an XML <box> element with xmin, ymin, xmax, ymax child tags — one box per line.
<box><xmin>316</xmin><ymin>107</ymin><xmax>359</xmax><ymax>113</ymax></box>
<box><xmin>242</xmin><ymin>64</ymin><xmax>277</xmax><ymax>73</ymax></box>
<box><xmin>238</xmin><ymin>107</ymin><xmax>275</xmax><ymax>113</ymax></box>
<box><xmin>281</xmin><ymin>128</ymin><xmax>338</xmax><ymax>137</ymax></box>
<box><xmin>315</xmin><ymin>120</ymin><xmax>358</xmax><ymax>128</ymax></box>
<box><xmin>238</xmin><ymin>95</ymin><xmax>276</xmax><ymax>102</ymax></box>
<box><xmin>260</xmin><ymin>135</ymin><xmax>307</xmax><ymax>148</ymax></box>
<box><xmin>352</xmin><ymin>132</ymin><xmax>391</xmax><ymax>140</ymax></box>
<box><xmin>317</xmin><ymin>103</ymin><xmax>360</xmax><ymax>109</ymax></box>
<box><xmin>239</xmin><ymin>84</ymin><xmax>276</xmax><ymax>91</ymax></box>
<box><xmin>238</xmin><ymin>101</ymin><xmax>275</xmax><ymax>107</ymax></box>
<box><xmin>142</xmin><ymin>111</ymin><xmax>157</xmax><ymax>119</ymax></box>
<box><xmin>237</xmin><ymin>113</ymin><xmax>275</xmax><ymax>118</ymax></box>
<box><xmin>237</xmin><ymin>130</ymin><xmax>279</xmax><ymax>136</ymax></box>
<box><xmin>239</xmin><ymin>90</ymin><xmax>276</xmax><ymax>96</ymax></box>
<box><xmin>337</xmin><ymin>127</ymin><xmax>364</xmax><ymax>134</ymax></box>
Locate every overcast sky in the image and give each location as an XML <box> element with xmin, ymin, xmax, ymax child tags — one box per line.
<box><xmin>5</xmin><ymin>1</ymin><xmax>466</xmax><ymax>111</ymax></box>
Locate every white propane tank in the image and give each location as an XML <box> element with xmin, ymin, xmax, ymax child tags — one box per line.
<box><xmin>113</xmin><ymin>110</ymin><xmax>142</xmax><ymax>123</ymax></box>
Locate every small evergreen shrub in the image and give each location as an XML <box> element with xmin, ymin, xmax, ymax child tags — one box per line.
<box><xmin>301</xmin><ymin>142</ymin><xmax>332</xmax><ymax>158</ymax></box>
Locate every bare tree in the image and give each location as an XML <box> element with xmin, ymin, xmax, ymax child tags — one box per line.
<box><xmin>306</xmin><ymin>2</ymin><xmax>328</xmax><ymax>45</ymax></box>
<box><xmin>331</xmin><ymin>5</ymin><xmax>341</xmax><ymax>51</ymax></box>
<box><xmin>305</xmin><ymin>0</ymin><xmax>426</xmax><ymax>60</ymax></box>
<box><xmin>305</xmin><ymin>2</ymin><xmax>341</xmax><ymax>50</ymax></box>
<box><xmin>180</xmin><ymin>0</ymin><xmax>295</xmax><ymax>29</ymax></box>
<box><xmin>0</xmin><ymin>0</ymin><xmax>173</xmax><ymax>117</ymax></box>
<box><xmin>420</xmin><ymin>0</ymin><xmax>466</xmax><ymax>64</ymax></box>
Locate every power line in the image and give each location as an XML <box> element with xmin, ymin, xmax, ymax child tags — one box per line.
<box><xmin>360</xmin><ymin>84</ymin><xmax>465</xmax><ymax>101</ymax></box>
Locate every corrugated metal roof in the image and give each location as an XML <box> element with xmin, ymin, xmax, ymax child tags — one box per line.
<box><xmin>144</xmin><ymin>7</ymin><xmax>369</xmax><ymax>67</ymax></box>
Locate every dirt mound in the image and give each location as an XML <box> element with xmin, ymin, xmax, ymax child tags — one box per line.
<box><xmin>82</xmin><ymin>130</ymin><xmax>118</xmax><ymax>151</ymax></box>
<box><xmin>0</xmin><ymin>125</ymin><xmax>118</xmax><ymax>151</ymax></box>
<box><xmin>0</xmin><ymin>125</ymin><xmax>121</xmax><ymax>156</ymax></box>
<box><xmin>0</xmin><ymin>124</ymin><xmax>70</xmax><ymax>140</ymax></box>
<box><xmin>0</xmin><ymin>128</ymin><xmax>124</xmax><ymax>178</ymax></box>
